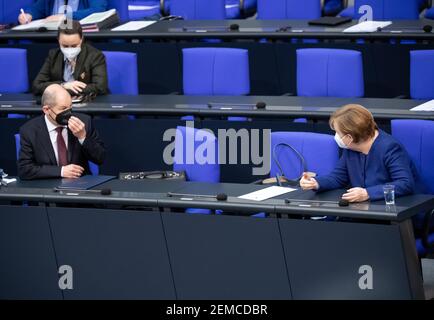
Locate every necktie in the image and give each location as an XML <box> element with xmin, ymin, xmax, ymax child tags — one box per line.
<box><xmin>56</xmin><ymin>127</ymin><xmax>68</xmax><ymax>167</ymax></box>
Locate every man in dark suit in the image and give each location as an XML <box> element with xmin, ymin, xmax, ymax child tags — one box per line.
<box><xmin>33</xmin><ymin>20</ymin><xmax>108</xmax><ymax>98</ymax></box>
<box><xmin>18</xmin><ymin>84</ymin><xmax>106</xmax><ymax>180</ymax></box>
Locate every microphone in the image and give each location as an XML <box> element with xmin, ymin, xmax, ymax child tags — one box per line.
<box><xmin>167</xmin><ymin>192</ymin><xmax>228</xmax><ymax>201</ymax></box>
<box><xmin>256</xmin><ymin>101</ymin><xmax>267</xmax><ymax>109</ymax></box>
<box><xmin>284</xmin><ymin>198</ymin><xmax>350</xmax><ymax>207</ymax></box>
<box><xmin>423</xmin><ymin>25</ymin><xmax>433</xmax><ymax>33</ymax></box>
<box><xmin>207</xmin><ymin>102</ymin><xmax>266</xmax><ymax>109</ymax></box>
<box><xmin>229</xmin><ymin>23</ymin><xmax>239</xmax><ymax>31</ymax></box>
<box><xmin>54</xmin><ymin>188</ymin><xmax>112</xmax><ymax>195</ymax></box>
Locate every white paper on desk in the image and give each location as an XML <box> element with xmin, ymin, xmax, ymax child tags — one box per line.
<box><xmin>410</xmin><ymin>100</ymin><xmax>434</xmax><ymax>111</ymax></box>
<box><xmin>2</xmin><ymin>178</ymin><xmax>17</xmax><ymax>184</ymax></box>
<box><xmin>238</xmin><ymin>186</ymin><xmax>296</xmax><ymax>201</ymax></box>
<box><xmin>111</xmin><ymin>21</ymin><xmax>156</xmax><ymax>31</ymax></box>
<box><xmin>12</xmin><ymin>19</ymin><xmax>60</xmax><ymax>31</ymax></box>
<box><xmin>343</xmin><ymin>21</ymin><xmax>392</xmax><ymax>33</ymax></box>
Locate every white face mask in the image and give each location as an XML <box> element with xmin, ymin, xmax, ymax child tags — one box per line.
<box><xmin>61</xmin><ymin>46</ymin><xmax>81</xmax><ymax>61</ymax></box>
<box><xmin>334</xmin><ymin>133</ymin><xmax>351</xmax><ymax>149</ymax></box>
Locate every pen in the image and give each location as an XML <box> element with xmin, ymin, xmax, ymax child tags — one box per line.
<box><xmin>20</xmin><ymin>8</ymin><xmax>29</xmax><ymax>24</ymax></box>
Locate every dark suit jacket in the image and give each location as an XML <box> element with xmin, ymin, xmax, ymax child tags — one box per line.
<box><xmin>32</xmin><ymin>43</ymin><xmax>108</xmax><ymax>96</ymax></box>
<box><xmin>18</xmin><ymin>113</ymin><xmax>106</xmax><ymax>180</ymax></box>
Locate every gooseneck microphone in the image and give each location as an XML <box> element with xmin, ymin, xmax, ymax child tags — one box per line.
<box><xmin>54</xmin><ymin>188</ymin><xmax>112</xmax><ymax>195</ymax></box>
<box><xmin>206</xmin><ymin>102</ymin><xmax>267</xmax><ymax>109</ymax></box>
<box><xmin>167</xmin><ymin>192</ymin><xmax>228</xmax><ymax>201</ymax></box>
<box><xmin>284</xmin><ymin>198</ymin><xmax>349</xmax><ymax>207</ymax></box>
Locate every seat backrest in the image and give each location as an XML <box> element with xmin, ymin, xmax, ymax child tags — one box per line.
<box><xmin>410</xmin><ymin>50</ymin><xmax>434</xmax><ymax>100</ymax></box>
<box><xmin>0</xmin><ymin>48</ymin><xmax>29</xmax><ymax>93</ymax></box>
<box><xmin>270</xmin><ymin>132</ymin><xmax>339</xmax><ymax>180</ymax></box>
<box><xmin>171</xmin><ymin>0</ymin><xmax>226</xmax><ymax>19</ymax></box>
<box><xmin>107</xmin><ymin>0</ymin><xmax>130</xmax><ymax>22</ymax></box>
<box><xmin>183</xmin><ymin>47</ymin><xmax>250</xmax><ymax>96</ymax></box>
<box><xmin>257</xmin><ymin>0</ymin><xmax>321</xmax><ymax>19</ymax></box>
<box><xmin>354</xmin><ymin>0</ymin><xmax>419</xmax><ymax>20</ymax></box>
<box><xmin>173</xmin><ymin>126</ymin><xmax>220</xmax><ymax>183</ymax></box>
<box><xmin>1</xmin><ymin>0</ymin><xmax>34</xmax><ymax>24</ymax></box>
<box><xmin>297</xmin><ymin>48</ymin><xmax>364</xmax><ymax>98</ymax></box>
<box><xmin>103</xmin><ymin>51</ymin><xmax>139</xmax><ymax>95</ymax></box>
<box><xmin>391</xmin><ymin>120</ymin><xmax>434</xmax><ymax>195</ymax></box>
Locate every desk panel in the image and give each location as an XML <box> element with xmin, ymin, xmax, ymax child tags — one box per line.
<box><xmin>279</xmin><ymin>218</ymin><xmax>423</xmax><ymax>299</ymax></box>
<box><xmin>48</xmin><ymin>207</ymin><xmax>176</xmax><ymax>299</ymax></box>
<box><xmin>162</xmin><ymin>213</ymin><xmax>292</xmax><ymax>299</ymax></box>
<box><xmin>0</xmin><ymin>206</ymin><xmax>62</xmax><ymax>299</ymax></box>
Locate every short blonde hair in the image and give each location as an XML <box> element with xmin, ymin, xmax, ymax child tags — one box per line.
<box><xmin>329</xmin><ymin>104</ymin><xmax>378</xmax><ymax>143</ymax></box>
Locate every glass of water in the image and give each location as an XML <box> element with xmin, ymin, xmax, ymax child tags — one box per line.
<box><xmin>383</xmin><ymin>184</ymin><xmax>395</xmax><ymax>205</ymax></box>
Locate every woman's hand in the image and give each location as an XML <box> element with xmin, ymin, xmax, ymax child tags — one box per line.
<box><xmin>342</xmin><ymin>187</ymin><xmax>369</xmax><ymax>202</ymax></box>
<box><xmin>300</xmin><ymin>173</ymin><xmax>319</xmax><ymax>190</ymax></box>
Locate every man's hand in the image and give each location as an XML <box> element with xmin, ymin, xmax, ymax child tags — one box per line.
<box><xmin>68</xmin><ymin>116</ymin><xmax>86</xmax><ymax>140</ymax></box>
<box><xmin>18</xmin><ymin>13</ymin><xmax>32</xmax><ymax>24</ymax></box>
<box><xmin>300</xmin><ymin>173</ymin><xmax>319</xmax><ymax>190</ymax></box>
<box><xmin>342</xmin><ymin>187</ymin><xmax>369</xmax><ymax>203</ymax></box>
<box><xmin>45</xmin><ymin>14</ymin><xmax>66</xmax><ymax>22</ymax></box>
<box><xmin>63</xmin><ymin>81</ymin><xmax>87</xmax><ymax>95</ymax></box>
<box><xmin>62</xmin><ymin>164</ymin><xmax>84</xmax><ymax>178</ymax></box>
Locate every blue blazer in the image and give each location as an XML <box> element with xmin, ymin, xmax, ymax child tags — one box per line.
<box><xmin>315</xmin><ymin>130</ymin><xmax>417</xmax><ymax>201</ymax></box>
<box><xmin>26</xmin><ymin>0</ymin><xmax>108</xmax><ymax>20</ymax></box>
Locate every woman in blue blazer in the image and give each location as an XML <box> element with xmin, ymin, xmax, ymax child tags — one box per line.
<box><xmin>19</xmin><ymin>0</ymin><xmax>107</xmax><ymax>24</ymax></box>
<box><xmin>300</xmin><ymin>104</ymin><xmax>417</xmax><ymax>203</ymax></box>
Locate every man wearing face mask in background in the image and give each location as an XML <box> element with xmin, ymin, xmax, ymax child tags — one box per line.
<box><xmin>32</xmin><ymin>20</ymin><xmax>108</xmax><ymax>98</ymax></box>
<box><xmin>18</xmin><ymin>84</ymin><xmax>106</xmax><ymax>180</ymax></box>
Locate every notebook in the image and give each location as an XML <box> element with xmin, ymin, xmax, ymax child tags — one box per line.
<box><xmin>56</xmin><ymin>175</ymin><xmax>115</xmax><ymax>190</ymax></box>
<box><xmin>308</xmin><ymin>16</ymin><xmax>352</xmax><ymax>27</ymax></box>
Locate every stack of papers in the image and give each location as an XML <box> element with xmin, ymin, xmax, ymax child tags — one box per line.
<box><xmin>410</xmin><ymin>100</ymin><xmax>434</xmax><ymax>111</ymax></box>
<box><xmin>80</xmin><ymin>9</ymin><xmax>119</xmax><ymax>32</ymax></box>
<box><xmin>238</xmin><ymin>186</ymin><xmax>296</xmax><ymax>202</ymax></box>
<box><xmin>343</xmin><ymin>21</ymin><xmax>392</xmax><ymax>33</ymax></box>
<box><xmin>80</xmin><ymin>9</ymin><xmax>116</xmax><ymax>25</ymax></box>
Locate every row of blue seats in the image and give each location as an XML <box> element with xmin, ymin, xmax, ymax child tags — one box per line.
<box><xmin>1</xmin><ymin>0</ymin><xmax>434</xmax><ymax>24</ymax></box>
<box><xmin>11</xmin><ymin>119</ymin><xmax>434</xmax><ymax>255</ymax></box>
<box><xmin>1</xmin><ymin>47</ymin><xmax>434</xmax><ymax>100</ymax></box>
<box><xmin>110</xmin><ymin>0</ymin><xmax>434</xmax><ymax>21</ymax></box>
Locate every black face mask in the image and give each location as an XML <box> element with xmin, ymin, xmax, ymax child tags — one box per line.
<box><xmin>52</xmin><ymin>108</ymin><xmax>72</xmax><ymax>126</ymax></box>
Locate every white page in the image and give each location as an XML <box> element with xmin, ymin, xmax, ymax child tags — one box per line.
<box><xmin>12</xmin><ymin>19</ymin><xmax>60</xmax><ymax>31</ymax></box>
<box><xmin>343</xmin><ymin>21</ymin><xmax>392</xmax><ymax>33</ymax></box>
<box><xmin>2</xmin><ymin>178</ymin><xmax>17</xmax><ymax>184</ymax></box>
<box><xmin>410</xmin><ymin>100</ymin><xmax>434</xmax><ymax>111</ymax></box>
<box><xmin>238</xmin><ymin>186</ymin><xmax>296</xmax><ymax>202</ymax></box>
<box><xmin>111</xmin><ymin>21</ymin><xmax>156</xmax><ymax>31</ymax></box>
<box><xmin>80</xmin><ymin>9</ymin><xmax>116</xmax><ymax>25</ymax></box>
